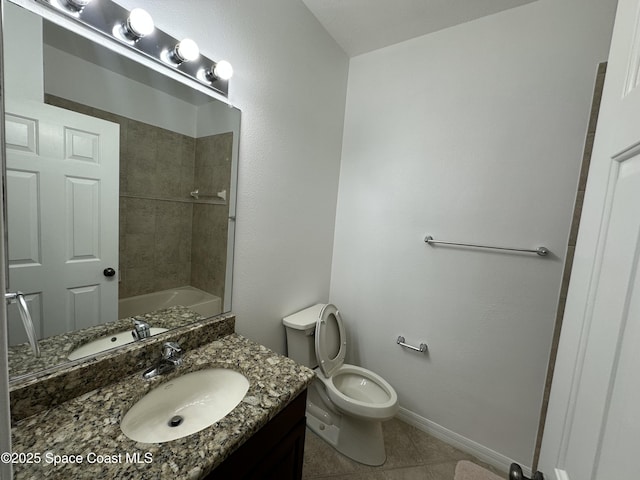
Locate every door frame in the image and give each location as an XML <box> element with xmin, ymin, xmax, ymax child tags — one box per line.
<box><xmin>0</xmin><ymin>0</ymin><xmax>14</xmax><ymax>476</ymax></box>
<box><xmin>537</xmin><ymin>0</ymin><xmax>634</xmax><ymax>476</ymax></box>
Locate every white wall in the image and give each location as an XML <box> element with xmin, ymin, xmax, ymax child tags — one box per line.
<box><xmin>44</xmin><ymin>45</ymin><xmax>199</xmax><ymax>137</ymax></box>
<box><xmin>114</xmin><ymin>0</ymin><xmax>349</xmax><ymax>352</ymax></box>
<box><xmin>196</xmin><ymin>100</ymin><xmax>239</xmax><ymax>138</ymax></box>
<box><xmin>4</xmin><ymin>2</ymin><xmax>42</xmax><ymax>101</ymax></box>
<box><xmin>331</xmin><ymin>0</ymin><xmax>616</xmax><ymax>470</ymax></box>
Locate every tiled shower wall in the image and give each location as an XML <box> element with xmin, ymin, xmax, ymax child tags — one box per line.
<box><xmin>191</xmin><ymin>133</ymin><xmax>232</xmax><ymax>299</ymax></box>
<box><xmin>532</xmin><ymin>62</ymin><xmax>607</xmax><ymax>468</ymax></box>
<box><xmin>45</xmin><ymin>94</ymin><xmax>231</xmax><ymax>302</ymax></box>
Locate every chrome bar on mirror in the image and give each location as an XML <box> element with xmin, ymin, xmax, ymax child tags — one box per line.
<box><xmin>5</xmin><ymin>292</ymin><xmax>40</xmax><ymax>357</ymax></box>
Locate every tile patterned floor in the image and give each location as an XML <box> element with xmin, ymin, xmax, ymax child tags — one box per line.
<box><xmin>302</xmin><ymin>418</ymin><xmax>507</xmax><ymax>480</ymax></box>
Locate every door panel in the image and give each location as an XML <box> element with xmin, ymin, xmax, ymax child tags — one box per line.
<box><xmin>539</xmin><ymin>0</ymin><xmax>640</xmax><ymax>478</ymax></box>
<box><xmin>5</xmin><ymin>99</ymin><xmax>119</xmax><ymax>342</ymax></box>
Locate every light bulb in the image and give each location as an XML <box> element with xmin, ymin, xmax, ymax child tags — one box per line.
<box><xmin>126</xmin><ymin>8</ymin><xmax>154</xmax><ymax>38</ymax></box>
<box><xmin>212</xmin><ymin>60</ymin><xmax>233</xmax><ymax>81</ymax></box>
<box><xmin>173</xmin><ymin>39</ymin><xmax>200</xmax><ymax>63</ymax></box>
<box><xmin>64</xmin><ymin>0</ymin><xmax>91</xmax><ymax>11</ymax></box>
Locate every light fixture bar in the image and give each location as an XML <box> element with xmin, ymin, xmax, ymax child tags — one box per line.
<box><xmin>34</xmin><ymin>0</ymin><xmax>230</xmax><ymax>97</ymax></box>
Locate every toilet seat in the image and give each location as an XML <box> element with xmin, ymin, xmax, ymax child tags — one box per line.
<box><xmin>317</xmin><ymin>364</ymin><xmax>399</xmax><ymax>420</ymax></box>
<box><xmin>315</xmin><ymin>304</ymin><xmax>347</xmax><ymax>378</ymax></box>
<box><xmin>313</xmin><ymin>304</ymin><xmax>398</xmax><ymax>422</ymax></box>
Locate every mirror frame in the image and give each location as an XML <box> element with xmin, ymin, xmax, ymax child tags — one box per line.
<box><xmin>2</xmin><ymin>0</ymin><xmax>240</xmax><ymax>385</ymax></box>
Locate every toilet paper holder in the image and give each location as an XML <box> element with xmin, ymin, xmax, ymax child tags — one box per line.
<box><xmin>397</xmin><ymin>336</ymin><xmax>427</xmax><ymax>353</ymax></box>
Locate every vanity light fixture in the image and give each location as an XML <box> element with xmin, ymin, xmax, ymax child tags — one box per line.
<box><xmin>170</xmin><ymin>38</ymin><xmax>200</xmax><ymax>64</ymax></box>
<box><xmin>62</xmin><ymin>0</ymin><xmax>91</xmax><ymax>12</ymax></box>
<box><xmin>208</xmin><ymin>60</ymin><xmax>234</xmax><ymax>81</ymax></box>
<box><xmin>122</xmin><ymin>8</ymin><xmax>154</xmax><ymax>40</ymax></box>
<box><xmin>36</xmin><ymin>0</ymin><xmax>231</xmax><ymax>97</ymax></box>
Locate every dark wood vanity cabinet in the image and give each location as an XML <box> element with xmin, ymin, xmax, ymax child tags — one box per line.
<box><xmin>205</xmin><ymin>389</ymin><xmax>307</xmax><ymax>480</ymax></box>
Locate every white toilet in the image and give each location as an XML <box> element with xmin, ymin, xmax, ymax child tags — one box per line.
<box><xmin>283</xmin><ymin>303</ymin><xmax>398</xmax><ymax>466</ymax></box>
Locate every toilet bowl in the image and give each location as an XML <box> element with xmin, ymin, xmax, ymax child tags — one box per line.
<box><xmin>283</xmin><ymin>303</ymin><xmax>399</xmax><ymax>465</ymax></box>
<box><xmin>322</xmin><ymin>364</ymin><xmax>398</xmax><ymax>420</ymax></box>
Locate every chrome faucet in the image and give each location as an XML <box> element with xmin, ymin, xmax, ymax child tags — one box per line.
<box><xmin>132</xmin><ymin>319</ymin><xmax>151</xmax><ymax>340</ymax></box>
<box><xmin>143</xmin><ymin>342</ymin><xmax>183</xmax><ymax>379</ymax></box>
<box><xmin>5</xmin><ymin>292</ymin><xmax>40</xmax><ymax>357</ymax></box>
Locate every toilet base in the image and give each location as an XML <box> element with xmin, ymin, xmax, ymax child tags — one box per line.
<box><xmin>307</xmin><ymin>408</ymin><xmax>387</xmax><ymax>466</ymax></box>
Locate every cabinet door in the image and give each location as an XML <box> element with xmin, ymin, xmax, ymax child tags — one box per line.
<box><xmin>245</xmin><ymin>419</ymin><xmax>306</xmax><ymax>480</ymax></box>
<box><xmin>206</xmin><ymin>390</ymin><xmax>307</xmax><ymax>480</ymax></box>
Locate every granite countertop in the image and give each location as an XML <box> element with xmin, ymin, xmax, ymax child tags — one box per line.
<box><xmin>9</xmin><ymin>306</ymin><xmax>204</xmax><ymax>378</ymax></box>
<box><xmin>11</xmin><ymin>333</ymin><xmax>315</xmax><ymax>480</ymax></box>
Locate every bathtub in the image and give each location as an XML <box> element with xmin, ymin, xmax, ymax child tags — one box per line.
<box><xmin>119</xmin><ymin>286</ymin><xmax>222</xmax><ymax>319</ymax></box>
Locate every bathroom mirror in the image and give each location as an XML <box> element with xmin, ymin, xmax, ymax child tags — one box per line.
<box><xmin>2</xmin><ymin>0</ymin><xmax>240</xmax><ymax>380</ymax></box>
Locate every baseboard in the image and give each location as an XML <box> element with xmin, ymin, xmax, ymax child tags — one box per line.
<box><xmin>396</xmin><ymin>407</ymin><xmax>533</xmax><ymax>477</ymax></box>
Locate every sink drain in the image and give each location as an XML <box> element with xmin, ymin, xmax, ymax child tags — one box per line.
<box><xmin>168</xmin><ymin>415</ymin><xmax>184</xmax><ymax>427</ymax></box>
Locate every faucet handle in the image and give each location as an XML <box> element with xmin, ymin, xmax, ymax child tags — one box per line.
<box><xmin>132</xmin><ymin>319</ymin><xmax>151</xmax><ymax>340</ymax></box>
<box><xmin>162</xmin><ymin>342</ymin><xmax>182</xmax><ymax>360</ymax></box>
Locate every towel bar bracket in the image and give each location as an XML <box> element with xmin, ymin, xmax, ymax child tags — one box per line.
<box><xmin>397</xmin><ymin>336</ymin><xmax>427</xmax><ymax>353</ymax></box>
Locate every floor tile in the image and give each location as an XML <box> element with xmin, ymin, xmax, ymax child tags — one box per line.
<box><xmin>380</xmin><ymin>418</ymin><xmax>424</xmax><ymax>468</ymax></box>
<box><xmin>383</xmin><ymin>461</ymin><xmax>457</xmax><ymax>480</ymax></box>
<box><xmin>313</xmin><ymin>472</ymin><xmax>388</xmax><ymax>480</ymax></box>
<box><xmin>403</xmin><ymin>423</ymin><xmax>474</xmax><ymax>465</ymax></box>
<box><xmin>302</xmin><ymin>418</ymin><xmax>506</xmax><ymax>480</ymax></box>
<box><xmin>302</xmin><ymin>428</ymin><xmax>359</xmax><ymax>478</ymax></box>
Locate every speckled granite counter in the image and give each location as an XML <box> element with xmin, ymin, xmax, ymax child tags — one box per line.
<box><xmin>11</xmin><ymin>334</ymin><xmax>315</xmax><ymax>480</ymax></box>
<box><xmin>10</xmin><ymin>313</ymin><xmax>235</xmax><ymax>421</ymax></box>
<box><xmin>9</xmin><ymin>306</ymin><xmax>204</xmax><ymax>378</ymax></box>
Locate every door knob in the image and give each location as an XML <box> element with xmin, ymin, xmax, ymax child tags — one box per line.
<box><xmin>103</xmin><ymin>267</ymin><xmax>116</xmax><ymax>277</ymax></box>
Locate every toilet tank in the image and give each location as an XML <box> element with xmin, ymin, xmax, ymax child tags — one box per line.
<box><xmin>282</xmin><ymin>304</ymin><xmax>324</xmax><ymax>368</ymax></box>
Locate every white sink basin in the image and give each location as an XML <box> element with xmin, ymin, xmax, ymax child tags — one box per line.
<box><xmin>68</xmin><ymin>327</ymin><xmax>168</xmax><ymax>360</ymax></box>
<box><xmin>121</xmin><ymin>368</ymin><xmax>250</xmax><ymax>443</ymax></box>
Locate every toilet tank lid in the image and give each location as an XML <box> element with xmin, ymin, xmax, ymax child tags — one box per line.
<box><xmin>282</xmin><ymin>304</ymin><xmax>325</xmax><ymax>330</ymax></box>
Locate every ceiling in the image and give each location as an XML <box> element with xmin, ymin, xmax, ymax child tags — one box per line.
<box><xmin>302</xmin><ymin>0</ymin><xmax>538</xmax><ymax>57</ymax></box>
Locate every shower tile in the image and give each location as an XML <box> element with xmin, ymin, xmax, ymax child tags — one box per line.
<box><xmin>588</xmin><ymin>66</ymin><xmax>607</xmax><ymax>133</ymax></box>
<box><xmin>118</xmin><ymin>120</ymin><xmax>128</xmax><ymax>193</ymax></box>
<box><xmin>125</xmin><ymin>266</ymin><xmax>156</xmax><ymax>297</ymax></box>
<box><xmin>124</xmin><ymin>234</ymin><xmax>154</xmax><ymax>267</ymax></box>
<box><xmin>153</xmin><ymin>262</ymin><xmax>190</xmax><ymax>291</ymax></box>
<box><xmin>125</xmin><ymin>198</ymin><xmax>156</xmax><ymax>234</ymax></box>
<box><xmin>194</xmin><ymin>132</ymin><xmax>233</xmax><ymax>195</ymax></box>
<box><xmin>560</xmin><ymin>246</ymin><xmax>576</xmax><ymax>294</ymax></box>
<box><xmin>126</xmin><ymin>121</ymin><xmax>159</xmax><ymax>196</ymax></box>
<box><xmin>190</xmin><ymin>203</ymin><xmax>227</xmax><ymax>298</ymax></box>
<box><xmin>154</xmin><ymin>233</ymin><xmax>187</xmax><ymax>265</ymax></box>
<box><xmin>568</xmin><ymin>190</ymin><xmax>585</xmax><ymax>246</ymax></box>
<box><xmin>180</xmin><ymin>138</ymin><xmax>196</xmax><ymax>200</ymax></box>
<box><xmin>578</xmin><ymin>133</ymin><xmax>595</xmax><ymax>191</ymax></box>
<box><xmin>156</xmin><ymin>130</ymin><xmax>185</xmax><ymax>198</ymax></box>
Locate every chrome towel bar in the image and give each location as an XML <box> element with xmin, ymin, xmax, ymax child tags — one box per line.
<box><xmin>397</xmin><ymin>336</ymin><xmax>427</xmax><ymax>353</ymax></box>
<box><xmin>424</xmin><ymin>235</ymin><xmax>549</xmax><ymax>257</ymax></box>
